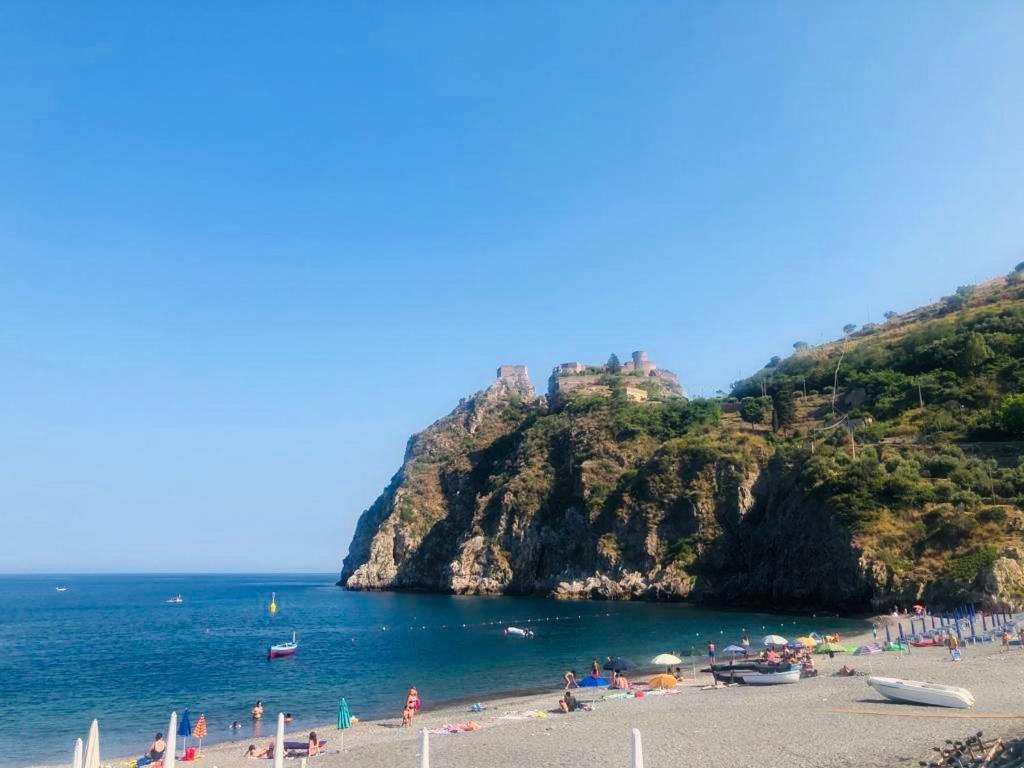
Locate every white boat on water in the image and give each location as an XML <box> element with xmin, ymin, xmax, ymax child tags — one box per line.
<box><xmin>739</xmin><ymin>668</ymin><xmax>801</xmax><ymax>685</ymax></box>
<box><xmin>867</xmin><ymin>676</ymin><xmax>974</xmax><ymax>708</ymax></box>
<box><xmin>504</xmin><ymin>626</ymin><xmax>534</xmax><ymax>638</ymax></box>
<box><xmin>166</xmin><ymin>594</ymin><xmax>183</xmax><ymax>604</ymax></box>
<box><xmin>55</xmin><ymin>586</ymin><xmax>68</xmax><ymax>592</ymax></box>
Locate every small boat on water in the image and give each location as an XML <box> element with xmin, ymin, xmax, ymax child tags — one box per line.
<box><xmin>55</xmin><ymin>586</ymin><xmax>68</xmax><ymax>592</ymax></box>
<box><xmin>166</xmin><ymin>594</ymin><xmax>183</xmax><ymax>604</ymax></box>
<box><xmin>867</xmin><ymin>676</ymin><xmax>974</xmax><ymax>708</ymax></box>
<box><xmin>268</xmin><ymin>631</ymin><xmax>298</xmax><ymax>659</ymax></box>
<box><xmin>504</xmin><ymin>626</ymin><xmax>534</xmax><ymax>638</ymax></box>
<box><xmin>739</xmin><ymin>668</ymin><xmax>801</xmax><ymax>685</ymax></box>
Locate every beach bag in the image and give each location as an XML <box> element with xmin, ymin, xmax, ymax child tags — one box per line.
<box><xmin>951</xmin><ymin>649</ymin><xmax>962</xmax><ymax>662</ymax></box>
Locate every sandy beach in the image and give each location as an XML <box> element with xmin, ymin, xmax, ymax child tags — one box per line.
<box><xmin>81</xmin><ymin>625</ymin><xmax>1024</xmax><ymax>768</ymax></box>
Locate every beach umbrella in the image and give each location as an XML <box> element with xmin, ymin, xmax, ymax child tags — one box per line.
<box><xmin>274</xmin><ymin>713</ymin><xmax>284</xmax><ymax>768</ymax></box>
<box><xmin>814</xmin><ymin>642</ymin><xmax>847</xmax><ymax>654</ymax></box>
<box><xmin>419</xmin><ymin>728</ymin><xmax>429</xmax><ymax>768</ymax></box>
<box><xmin>337</xmin><ymin>698</ymin><xmax>351</xmax><ymax>729</ymax></box>
<box><xmin>762</xmin><ymin>634</ymin><xmax>788</xmax><ymax>647</ymax></box>
<box><xmin>337</xmin><ymin>699</ymin><xmax>351</xmax><ymax>751</ymax></box>
<box><xmin>578</xmin><ymin>676</ymin><xmax>610</xmax><ymax>687</ymax></box>
<box><xmin>603</xmin><ymin>657</ymin><xmax>634</xmax><ymax>672</ymax></box>
<box><xmin>631</xmin><ymin>728</ymin><xmax>644</xmax><ymax>768</ymax></box>
<box><xmin>83</xmin><ymin>722</ymin><xmax>99</xmax><ymax>768</ymax></box>
<box><xmin>721</xmin><ymin>645</ymin><xmax>746</xmax><ymax>657</ymax></box>
<box><xmin>72</xmin><ymin>738</ymin><xmax>83</xmax><ymax>768</ymax></box>
<box><xmin>854</xmin><ymin>644</ymin><xmax>881</xmax><ymax>655</ymax></box>
<box><xmin>165</xmin><ymin>713</ymin><xmax>177</xmax><ymax>768</ymax></box>
<box><xmin>648</xmin><ymin>674</ymin><xmax>677</xmax><ymax>689</ymax></box>
<box><xmin>650</xmin><ymin>653</ymin><xmax>682</xmax><ymax>666</ymax></box>
<box><xmin>177</xmin><ymin>710</ymin><xmax>192</xmax><ymax>756</ymax></box>
<box><xmin>795</xmin><ymin>636</ymin><xmax>816</xmax><ymax>648</ymax></box>
<box><xmin>192</xmin><ymin>714</ymin><xmax>207</xmax><ymax>752</ymax></box>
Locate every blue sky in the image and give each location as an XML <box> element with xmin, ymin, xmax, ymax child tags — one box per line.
<box><xmin>2</xmin><ymin>2</ymin><xmax>1022</xmax><ymax>573</ymax></box>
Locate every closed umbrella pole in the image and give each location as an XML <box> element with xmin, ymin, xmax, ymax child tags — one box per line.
<box><xmin>274</xmin><ymin>714</ymin><xmax>284</xmax><ymax>768</ymax></box>
<box><xmin>83</xmin><ymin>720</ymin><xmax>100</xmax><ymax>768</ymax></box>
<box><xmin>72</xmin><ymin>738</ymin><xmax>83</xmax><ymax>768</ymax></box>
<box><xmin>165</xmin><ymin>712</ymin><xmax>177</xmax><ymax>768</ymax></box>
<box><xmin>419</xmin><ymin>728</ymin><xmax>429</xmax><ymax>768</ymax></box>
<box><xmin>631</xmin><ymin>728</ymin><xmax>644</xmax><ymax>768</ymax></box>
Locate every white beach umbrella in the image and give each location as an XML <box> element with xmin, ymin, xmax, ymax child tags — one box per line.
<box><xmin>650</xmin><ymin>653</ymin><xmax>682</xmax><ymax>665</ymax></box>
<box><xmin>165</xmin><ymin>712</ymin><xmax>177</xmax><ymax>768</ymax></box>
<box><xmin>274</xmin><ymin>713</ymin><xmax>284</xmax><ymax>768</ymax></box>
<box><xmin>762</xmin><ymin>634</ymin><xmax>788</xmax><ymax>646</ymax></box>
<box><xmin>419</xmin><ymin>728</ymin><xmax>429</xmax><ymax>768</ymax></box>
<box><xmin>83</xmin><ymin>720</ymin><xmax>100</xmax><ymax>768</ymax></box>
<box><xmin>631</xmin><ymin>728</ymin><xmax>644</xmax><ymax>768</ymax></box>
<box><xmin>72</xmin><ymin>737</ymin><xmax>83</xmax><ymax>768</ymax></box>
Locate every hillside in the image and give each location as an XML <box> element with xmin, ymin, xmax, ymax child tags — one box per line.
<box><xmin>339</xmin><ymin>267</ymin><xmax>1024</xmax><ymax>611</ymax></box>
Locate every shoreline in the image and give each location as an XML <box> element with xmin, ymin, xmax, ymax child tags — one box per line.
<box><xmin>35</xmin><ymin>616</ymin><xmax>1024</xmax><ymax>768</ymax></box>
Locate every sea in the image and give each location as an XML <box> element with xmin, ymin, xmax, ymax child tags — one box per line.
<box><xmin>0</xmin><ymin>574</ymin><xmax>867</xmax><ymax>768</ymax></box>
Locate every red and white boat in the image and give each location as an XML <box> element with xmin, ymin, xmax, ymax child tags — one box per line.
<box><xmin>268</xmin><ymin>631</ymin><xmax>298</xmax><ymax>659</ymax></box>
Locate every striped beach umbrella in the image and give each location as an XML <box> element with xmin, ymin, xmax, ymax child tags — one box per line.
<box><xmin>192</xmin><ymin>714</ymin><xmax>207</xmax><ymax>751</ymax></box>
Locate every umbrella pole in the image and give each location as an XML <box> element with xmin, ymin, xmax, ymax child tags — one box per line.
<box><xmin>631</xmin><ymin>728</ymin><xmax>644</xmax><ymax>768</ymax></box>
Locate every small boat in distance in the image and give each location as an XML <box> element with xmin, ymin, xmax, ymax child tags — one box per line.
<box><xmin>268</xmin><ymin>631</ymin><xmax>298</xmax><ymax>659</ymax></box>
<box><xmin>166</xmin><ymin>594</ymin><xmax>183</xmax><ymax>604</ymax></box>
<box><xmin>504</xmin><ymin>626</ymin><xmax>535</xmax><ymax>638</ymax></box>
<box><xmin>55</xmin><ymin>586</ymin><xmax>68</xmax><ymax>592</ymax></box>
<box><xmin>867</xmin><ymin>676</ymin><xmax>975</xmax><ymax>708</ymax></box>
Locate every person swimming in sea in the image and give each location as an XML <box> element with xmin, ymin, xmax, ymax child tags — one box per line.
<box><xmin>252</xmin><ymin>701</ymin><xmax>264</xmax><ymax>720</ymax></box>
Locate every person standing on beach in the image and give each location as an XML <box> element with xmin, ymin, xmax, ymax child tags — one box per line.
<box><xmin>708</xmin><ymin>641</ymin><xmax>716</xmax><ymax>664</ymax></box>
<box><xmin>1018</xmin><ymin>628</ymin><xmax>1024</xmax><ymax>649</ymax></box>
<box><xmin>1001</xmin><ymin>630</ymin><xmax>1011</xmax><ymax>652</ymax></box>
<box><xmin>947</xmin><ymin>633</ymin><xmax>960</xmax><ymax>659</ymax></box>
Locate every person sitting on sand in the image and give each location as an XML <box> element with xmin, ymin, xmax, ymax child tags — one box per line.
<box><xmin>673</xmin><ymin>666</ymin><xmax>683</xmax><ymax>680</ymax></box>
<box><xmin>138</xmin><ymin>732</ymin><xmax>166</xmax><ymax>765</ymax></box>
<box><xmin>252</xmin><ymin>701</ymin><xmax>264</xmax><ymax>720</ymax></box>
<box><xmin>563</xmin><ymin>670</ymin><xmax>578</xmax><ymax>689</ymax></box>
<box><xmin>308</xmin><ymin>731</ymin><xmax>319</xmax><ymax>757</ymax></box>
<box><xmin>248</xmin><ymin>740</ymin><xmax>274</xmax><ymax>759</ymax></box>
<box><xmin>838</xmin><ymin>665</ymin><xmax>855</xmax><ymax>677</ymax></box>
<box><xmin>613</xmin><ymin>671</ymin><xmax>629</xmax><ymax>690</ymax></box>
<box><xmin>558</xmin><ymin>691</ymin><xmax>578</xmax><ymax>713</ymax></box>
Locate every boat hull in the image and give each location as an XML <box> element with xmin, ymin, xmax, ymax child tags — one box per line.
<box><xmin>867</xmin><ymin>676</ymin><xmax>974</xmax><ymax>708</ymax></box>
<box><xmin>268</xmin><ymin>647</ymin><xmax>296</xmax><ymax>659</ymax></box>
<box><xmin>739</xmin><ymin>669</ymin><xmax>801</xmax><ymax>685</ymax></box>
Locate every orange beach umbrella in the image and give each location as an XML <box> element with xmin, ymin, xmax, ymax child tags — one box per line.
<box><xmin>192</xmin><ymin>715</ymin><xmax>207</xmax><ymax>750</ymax></box>
<box><xmin>648</xmin><ymin>674</ymin><xmax>677</xmax><ymax>689</ymax></box>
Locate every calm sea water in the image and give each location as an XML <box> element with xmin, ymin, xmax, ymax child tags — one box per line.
<box><xmin>0</xmin><ymin>574</ymin><xmax>866</xmax><ymax>768</ymax></box>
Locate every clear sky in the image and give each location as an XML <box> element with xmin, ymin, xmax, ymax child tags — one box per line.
<box><xmin>2</xmin><ymin>2</ymin><xmax>1022</xmax><ymax>573</ymax></box>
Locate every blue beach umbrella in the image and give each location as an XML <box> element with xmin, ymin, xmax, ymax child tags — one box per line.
<box><xmin>177</xmin><ymin>711</ymin><xmax>192</xmax><ymax>755</ymax></box>
<box><xmin>578</xmin><ymin>676</ymin><xmax>610</xmax><ymax>688</ymax></box>
<box><xmin>337</xmin><ymin>699</ymin><xmax>351</xmax><ymax>730</ymax></box>
<box><xmin>602</xmin><ymin>658</ymin><xmax>634</xmax><ymax>672</ymax></box>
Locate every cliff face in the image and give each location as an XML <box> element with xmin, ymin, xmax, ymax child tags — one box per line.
<box><xmin>339</xmin><ymin>371</ymin><xmax>920</xmax><ymax>610</ymax></box>
<box><xmin>341</xmin><ymin>276</ymin><xmax>1024</xmax><ymax>611</ymax></box>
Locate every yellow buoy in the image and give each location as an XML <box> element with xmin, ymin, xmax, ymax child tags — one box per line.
<box><xmin>269</xmin><ymin>592</ymin><xmax>278</xmax><ymax>614</ymax></box>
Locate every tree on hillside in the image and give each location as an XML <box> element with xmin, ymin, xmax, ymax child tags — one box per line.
<box><xmin>943</xmin><ymin>284</ymin><xmax>976</xmax><ymax>310</ymax></box>
<box><xmin>607</xmin><ymin>353</ymin><xmax>621</xmax><ymax>373</ymax></box>
<box><xmin>793</xmin><ymin>341</ymin><xmax>809</xmax><ymax>351</ymax></box>
<box><xmin>765</xmin><ymin>355</ymin><xmax>781</xmax><ymax>368</ymax></box>
<box><xmin>884</xmin><ymin>310</ymin><xmax>897</xmax><ymax>321</ymax></box>
<box><xmin>739</xmin><ymin>396</ymin><xmax>771</xmax><ymax>426</ymax></box>
<box><xmin>1009</xmin><ymin>263</ymin><xmax>1024</xmax><ymax>284</ymax></box>
<box><xmin>1001</xmin><ymin>394</ymin><xmax>1024</xmax><ymax>437</ymax></box>
<box><xmin>771</xmin><ymin>384</ymin><xmax>796</xmax><ymax>434</ymax></box>
<box><xmin>962</xmin><ymin>331</ymin><xmax>994</xmax><ymax>374</ymax></box>
<box><xmin>1016</xmin><ymin>261</ymin><xmax>1024</xmax><ymax>272</ymax></box>
<box><xmin>843</xmin><ymin>323</ymin><xmax>857</xmax><ymax>335</ymax></box>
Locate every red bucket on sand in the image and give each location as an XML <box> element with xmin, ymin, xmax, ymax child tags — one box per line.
<box><xmin>182</xmin><ymin>747</ymin><xmax>197</xmax><ymax>761</ymax></box>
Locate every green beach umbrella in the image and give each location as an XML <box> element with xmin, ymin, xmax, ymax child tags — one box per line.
<box><xmin>337</xmin><ymin>698</ymin><xmax>351</xmax><ymax>730</ymax></box>
<box><xmin>814</xmin><ymin>642</ymin><xmax>848</xmax><ymax>654</ymax></box>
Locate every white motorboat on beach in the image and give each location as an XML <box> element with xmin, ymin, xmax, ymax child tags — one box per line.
<box><xmin>739</xmin><ymin>668</ymin><xmax>801</xmax><ymax>685</ymax></box>
<box><xmin>867</xmin><ymin>676</ymin><xmax>975</xmax><ymax>708</ymax></box>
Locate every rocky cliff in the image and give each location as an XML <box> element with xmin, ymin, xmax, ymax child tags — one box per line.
<box><xmin>341</xmin><ymin>275</ymin><xmax>1024</xmax><ymax>610</ymax></box>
